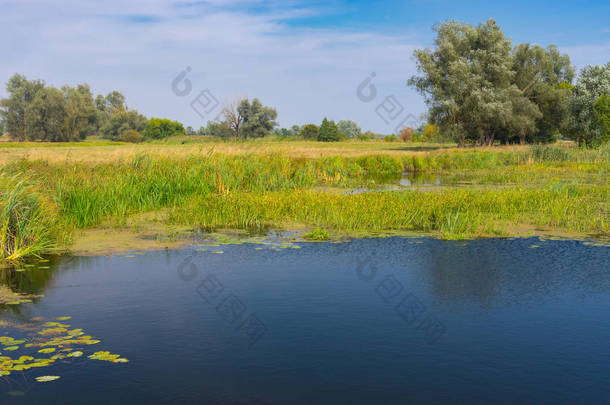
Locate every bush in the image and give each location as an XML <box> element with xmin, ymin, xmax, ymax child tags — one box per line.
<box><xmin>384</xmin><ymin>134</ymin><xmax>397</xmax><ymax>142</ymax></box>
<box><xmin>119</xmin><ymin>129</ymin><xmax>144</xmax><ymax>143</ymax></box>
<box><xmin>144</xmin><ymin>118</ymin><xmax>185</xmax><ymax>140</ymax></box>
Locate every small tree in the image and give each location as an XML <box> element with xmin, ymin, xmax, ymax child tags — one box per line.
<box><xmin>399</xmin><ymin>127</ymin><xmax>414</xmax><ymax>142</ymax></box>
<box><xmin>422</xmin><ymin>123</ymin><xmax>439</xmax><ymax>142</ymax></box>
<box><xmin>300</xmin><ymin>124</ymin><xmax>319</xmax><ymax>140</ymax></box>
<box><xmin>318</xmin><ymin>118</ymin><xmax>340</xmax><ymax>142</ymax></box>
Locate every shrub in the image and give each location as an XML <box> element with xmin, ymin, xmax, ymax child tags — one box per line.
<box><xmin>144</xmin><ymin>118</ymin><xmax>185</xmax><ymax>140</ymax></box>
<box><xmin>119</xmin><ymin>129</ymin><xmax>144</xmax><ymax>143</ymax></box>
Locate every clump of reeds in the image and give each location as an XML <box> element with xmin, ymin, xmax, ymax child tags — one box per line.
<box><xmin>0</xmin><ymin>178</ymin><xmax>55</xmax><ymax>260</ymax></box>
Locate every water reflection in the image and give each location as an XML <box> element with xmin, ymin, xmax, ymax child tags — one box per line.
<box><xmin>0</xmin><ymin>238</ymin><xmax>609</xmax><ymax>404</ymax></box>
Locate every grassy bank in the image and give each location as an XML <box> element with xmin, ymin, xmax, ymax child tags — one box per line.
<box><xmin>0</xmin><ymin>143</ymin><xmax>608</xmax><ymax>259</ymax></box>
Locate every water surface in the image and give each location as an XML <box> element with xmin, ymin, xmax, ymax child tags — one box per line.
<box><xmin>1</xmin><ymin>237</ymin><xmax>609</xmax><ymax>404</ymax></box>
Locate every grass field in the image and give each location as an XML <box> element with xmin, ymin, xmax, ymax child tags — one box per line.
<box><xmin>0</xmin><ymin>138</ymin><xmax>608</xmax><ymax>260</ymax></box>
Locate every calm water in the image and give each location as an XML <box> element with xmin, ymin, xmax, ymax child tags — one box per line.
<box><xmin>1</xmin><ymin>237</ymin><xmax>609</xmax><ymax>404</ymax></box>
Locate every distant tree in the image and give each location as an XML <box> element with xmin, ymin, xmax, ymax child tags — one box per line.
<box><xmin>95</xmin><ymin>91</ymin><xmax>128</xmax><ymax>137</ymax></box>
<box><xmin>62</xmin><ymin>84</ymin><xmax>97</xmax><ymax>141</ymax></box>
<box><xmin>24</xmin><ymin>87</ymin><xmax>66</xmax><ymax>141</ymax></box>
<box><xmin>275</xmin><ymin>128</ymin><xmax>291</xmax><ymax>137</ymax></box>
<box><xmin>318</xmin><ymin>118</ymin><xmax>340</xmax><ymax>142</ymax></box>
<box><xmin>299</xmin><ymin>124</ymin><xmax>319</xmax><ymax>140</ymax></box>
<box><xmin>0</xmin><ymin>119</ymin><xmax>4</xmax><ymax>135</ymax></box>
<box><xmin>238</xmin><ymin>98</ymin><xmax>278</xmax><ymax>139</ymax></box>
<box><xmin>144</xmin><ymin>118</ymin><xmax>185</xmax><ymax>139</ymax></box>
<box><xmin>568</xmin><ymin>63</ymin><xmax>610</xmax><ymax>146</ymax></box>
<box><xmin>593</xmin><ymin>94</ymin><xmax>610</xmax><ymax>144</ymax></box>
<box><xmin>337</xmin><ymin>120</ymin><xmax>361</xmax><ymax>139</ymax></box>
<box><xmin>198</xmin><ymin>120</ymin><xmax>232</xmax><ymax>138</ymax></box>
<box><xmin>100</xmin><ymin>109</ymin><xmax>148</xmax><ymax>140</ymax></box>
<box><xmin>221</xmin><ymin>98</ymin><xmax>244</xmax><ymax>138</ymax></box>
<box><xmin>290</xmin><ymin>125</ymin><xmax>301</xmax><ymax>136</ymax></box>
<box><xmin>0</xmin><ymin>74</ymin><xmax>45</xmax><ymax>140</ymax></box>
<box><xmin>185</xmin><ymin>126</ymin><xmax>195</xmax><ymax>135</ymax></box>
<box><xmin>399</xmin><ymin>127</ymin><xmax>414</xmax><ymax>142</ymax></box>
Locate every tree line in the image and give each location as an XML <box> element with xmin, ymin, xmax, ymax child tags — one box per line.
<box><xmin>409</xmin><ymin>19</ymin><xmax>609</xmax><ymax>147</ymax></box>
<box><xmin>0</xmin><ymin>74</ymin><xmax>184</xmax><ymax>142</ymax></box>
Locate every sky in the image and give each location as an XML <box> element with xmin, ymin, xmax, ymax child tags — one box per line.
<box><xmin>1</xmin><ymin>0</ymin><xmax>609</xmax><ymax>133</ymax></box>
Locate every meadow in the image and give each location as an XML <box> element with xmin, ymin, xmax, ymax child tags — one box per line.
<box><xmin>0</xmin><ymin>138</ymin><xmax>608</xmax><ymax>260</ymax></box>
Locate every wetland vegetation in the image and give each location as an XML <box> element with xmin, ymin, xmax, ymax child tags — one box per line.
<box><xmin>0</xmin><ymin>140</ymin><xmax>607</xmax><ymax>261</ymax></box>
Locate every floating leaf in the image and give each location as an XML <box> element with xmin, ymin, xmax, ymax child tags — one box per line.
<box><xmin>56</xmin><ymin>317</ymin><xmax>72</xmax><ymax>321</ymax></box>
<box><xmin>38</xmin><ymin>348</ymin><xmax>55</xmax><ymax>354</ymax></box>
<box><xmin>67</xmin><ymin>351</ymin><xmax>83</xmax><ymax>358</ymax></box>
<box><xmin>35</xmin><ymin>376</ymin><xmax>60</xmax><ymax>382</ymax></box>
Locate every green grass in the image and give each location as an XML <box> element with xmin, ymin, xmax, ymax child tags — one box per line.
<box><xmin>0</xmin><ymin>144</ymin><xmax>607</xmax><ymax>260</ymax></box>
<box><xmin>167</xmin><ymin>185</ymin><xmax>608</xmax><ymax>240</ymax></box>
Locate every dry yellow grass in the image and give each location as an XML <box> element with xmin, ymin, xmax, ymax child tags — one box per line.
<box><xmin>0</xmin><ymin>137</ymin><xmax>534</xmax><ymax>165</ymax></box>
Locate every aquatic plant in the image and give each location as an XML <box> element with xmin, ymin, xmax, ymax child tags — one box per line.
<box><xmin>303</xmin><ymin>228</ymin><xmax>331</xmax><ymax>241</ymax></box>
<box><xmin>0</xmin><ymin>316</ymin><xmax>128</xmax><ymax>382</ymax></box>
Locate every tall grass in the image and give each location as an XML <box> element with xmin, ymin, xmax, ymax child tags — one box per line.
<box><xmin>0</xmin><ymin>178</ymin><xmax>56</xmax><ymax>260</ymax></box>
<box><xmin>0</xmin><ymin>144</ymin><xmax>607</xmax><ymax>260</ymax></box>
<box><xmin>168</xmin><ymin>185</ymin><xmax>609</xmax><ymax>239</ymax></box>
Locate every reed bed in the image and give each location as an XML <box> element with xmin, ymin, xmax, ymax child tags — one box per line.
<box><xmin>167</xmin><ymin>185</ymin><xmax>609</xmax><ymax>239</ymax></box>
<box><xmin>0</xmin><ymin>144</ymin><xmax>607</xmax><ymax>259</ymax></box>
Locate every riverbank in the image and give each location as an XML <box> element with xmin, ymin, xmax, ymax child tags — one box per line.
<box><xmin>0</xmin><ymin>142</ymin><xmax>608</xmax><ymax>260</ymax></box>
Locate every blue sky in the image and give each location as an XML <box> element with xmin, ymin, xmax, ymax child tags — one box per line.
<box><xmin>1</xmin><ymin>0</ymin><xmax>608</xmax><ymax>133</ymax></box>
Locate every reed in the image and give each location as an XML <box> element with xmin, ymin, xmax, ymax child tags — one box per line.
<box><xmin>0</xmin><ymin>178</ymin><xmax>56</xmax><ymax>260</ymax></box>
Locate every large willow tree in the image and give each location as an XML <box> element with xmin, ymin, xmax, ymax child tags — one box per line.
<box><xmin>409</xmin><ymin>19</ymin><xmax>545</xmax><ymax>146</ymax></box>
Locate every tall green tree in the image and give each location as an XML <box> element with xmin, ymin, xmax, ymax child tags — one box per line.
<box><xmin>592</xmin><ymin>94</ymin><xmax>610</xmax><ymax>144</ymax></box>
<box><xmin>95</xmin><ymin>91</ymin><xmax>127</xmax><ymax>136</ymax></box>
<box><xmin>237</xmin><ymin>98</ymin><xmax>278</xmax><ymax>139</ymax></box>
<box><xmin>62</xmin><ymin>84</ymin><xmax>97</xmax><ymax>141</ymax></box>
<box><xmin>511</xmin><ymin>44</ymin><xmax>574</xmax><ymax>143</ymax></box>
<box><xmin>0</xmin><ymin>74</ymin><xmax>45</xmax><ymax>140</ymax></box>
<box><xmin>318</xmin><ymin>118</ymin><xmax>340</xmax><ymax>142</ymax></box>
<box><xmin>568</xmin><ymin>62</ymin><xmax>610</xmax><ymax>146</ymax></box>
<box><xmin>409</xmin><ymin>19</ymin><xmax>539</xmax><ymax>146</ymax></box>
<box><xmin>24</xmin><ymin>87</ymin><xmax>66</xmax><ymax>141</ymax></box>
